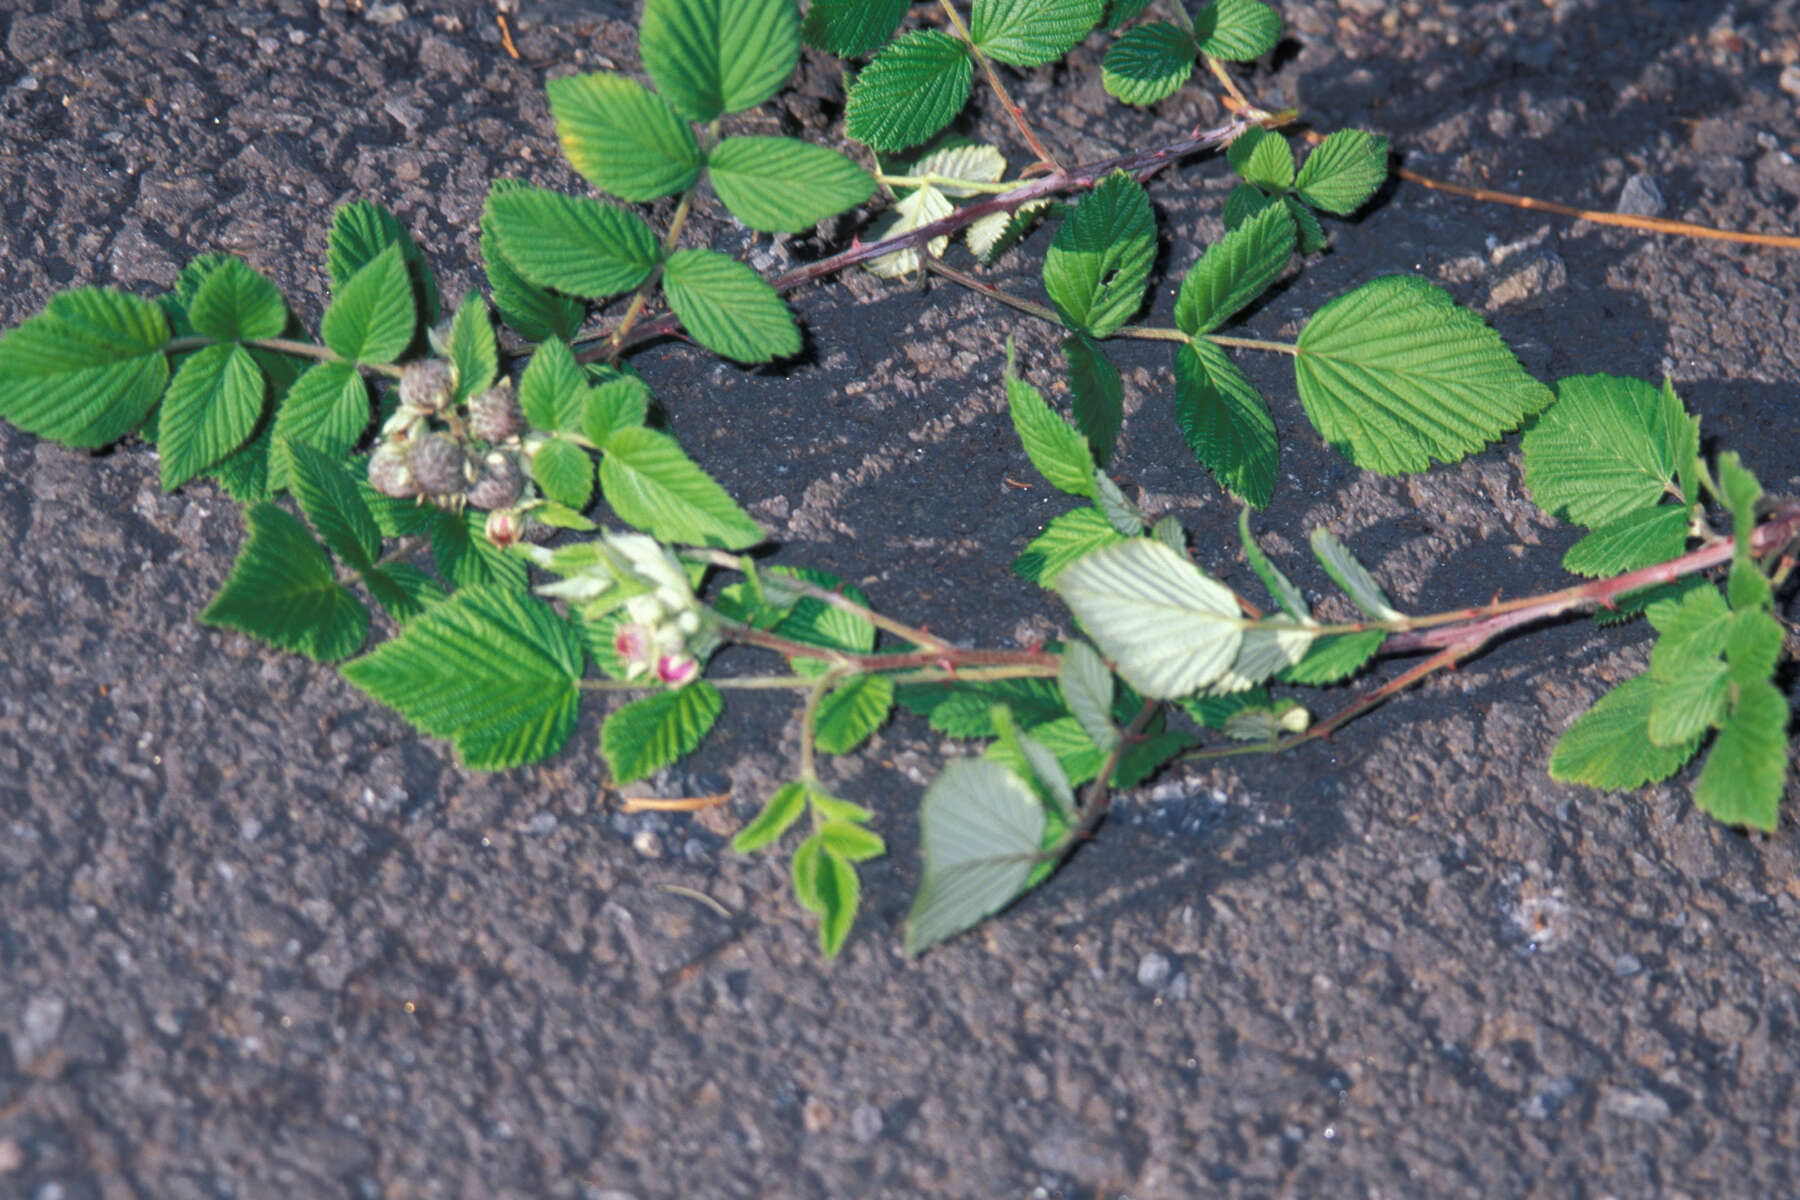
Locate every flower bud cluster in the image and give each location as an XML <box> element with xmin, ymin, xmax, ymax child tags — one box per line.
<box><xmin>367</xmin><ymin>358</ymin><xmax>538</xmax><ymax>544</ymax></box>
<box><xmin>533</xmin><ymin>532</ymin><xmax>713</xmax><ymax>688</ymax></box>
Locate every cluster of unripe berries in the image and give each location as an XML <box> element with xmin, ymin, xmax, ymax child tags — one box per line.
<box><xmin>366</xmin><ymin>359</ymin><xmax>539</xmax><ymax>547</ymax></box>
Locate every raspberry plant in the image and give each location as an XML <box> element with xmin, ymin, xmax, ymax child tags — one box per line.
<box><xmin>1</xmin><ymin>0</ymin><xmax>1794</xmax><ymax>957</ymax></box>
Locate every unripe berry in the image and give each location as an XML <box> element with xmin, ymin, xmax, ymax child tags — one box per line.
<box><xmin>407</xmin><ymin>432</ymin><xmax>470</xmax><ymax>497</ymax></box>
<box><xmin>483</xmin><ymin>508</ymin><xmax>522</xmax><ymax>549</ymax></box>
<box><xmin>367</xmin><ymin>441</ymin><xmax>417</xmax><ymax>498</ymax></box>
<box><xmin>466</xmin><ymin>450</ymin><xmax>524</xmax><ymax>511</ymax></box>
<box><xmin>467</xmin><ymin>383</ymin><xmax>523</xmax><ymax>442</ymax></box>
<box><xmin>398</xmin><ymin>358</ymin><xmax>455</xmax><ymax>414</ymax></box>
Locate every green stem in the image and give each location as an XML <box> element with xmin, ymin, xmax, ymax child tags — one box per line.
<box><xmin>923</xmin><ymin>259</ymin><xmax>1190</xmax><ymax>344</ymax></box>
<box><xmin>687</xmin><ymin>548</ymin><xmax>957</xmax><ymax>654</ymax></box>
<box><xmin>1203</xmin><ymin>333</ymin><xmax>1298</xmax><ymax>356</ymax></box>
<box><xmin>875</xmin><ymin>173</ymin><xmax>1022</xmax><ymax>195</ymax></box>
<box><xmin>603</xmin><ymin>187</ymin><xmax>697</xmax><ymax>362</ymax></box>
<box><xmin>1045</xmin><ymin>697</ymin><xmax>1160</xmax><ymax>860</ymax></box>
<box><xmin>166</xmin><ymin>335</ymin><xmax>404</xmax><ymax>378</ymax></box>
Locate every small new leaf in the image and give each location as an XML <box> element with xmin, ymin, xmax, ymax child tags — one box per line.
<box><xmin>1101</xmin><ymin>21</ymin><xmax>1195</xmax><ymax>106</ymax></box>
<box><xmin>661</xmin><ymin>248</ymin><xmax>801</xmax><ymax>364</ymax></box>
<box><xmin>1006</xmin><ymin>346</ymin><xmax>1097</xmax><ymax>497</ymax></box>
<box><xmin>201</xmin><ymin>502</ymin><xmax>368</xmax><ymax>663</ymax></box>
<box><xmin>732</xmin><ymin>782</ymin><xmax>808</xmax><ymax>853</ymax></box>
<box><xmin>814</xmin><ymin>673</ymin><xmax>895</xmax><ymax>754</ymax></box>
<box><xmin>1310</xmin><ymin>528</ymin><xmax>1401</xmax><ymax>619</ymax></box>
<box><xmin>447</xmin><ymin>291</ymin><xmax>498</xmax><ymax>406</ymax></box>
<box><xmin>1293</xmin><ymin>130</ymin><xmax>1390</xmax><ymax>215</ymax></box>
<box><xmin>600</xmin><ymin>682</ymin><xmax>725</xmax><ymax>784</ymax></box>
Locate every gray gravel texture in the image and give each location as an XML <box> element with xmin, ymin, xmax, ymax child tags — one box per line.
<box><xmin>4</xmin><ymin>0</ymin><xmax>1800</xmax><ymax>1196</ymax></box>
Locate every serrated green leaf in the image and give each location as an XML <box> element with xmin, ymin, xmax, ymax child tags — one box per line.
<box><xmin>707</xmin><ymin>136</ymin><xmax>876</xmax><ymax>233</ymax></box>
<box><xmin>661</xmin><ymin>248</ymin><xmax>800</xmax><ymax>364</ymax></box>
<box><xmin>1664</xmin><ymin>378</ymin><xmax>1701</xmax><ymax>508</ymax></box>
<box><xmin>1693</xmin><ymin>678</ymin><xmax>1787</xmax><ymax>831</ymax></box>
<box><xmin>770</xmin><ymin>566</ymin><xmax>876</xmax><ymax>660</ymax></box>
<box><xmin>1174</xmin><ymin>339</ymin><xmax>1277</xmax><ymax>508</ymax></box>
<box><xmin>1549</xmin><ymin>674</ymin><xmax>1702</xmax><ymax>790</ymax></box>
<box><xmin>1206</xmin><ymin>618</ymin><xmax>1311</xmax><ymax>693</ymax></box>
<box><xmin>1222</xmin><ymin>181</ymin><xmax>1276</xmax><ymax>231</ymax></box>
<box><xmin>1194</xmin><ymin>0</ymin><xmax>1280</xmax><ymax>60</ymax></box>
<box><xmin>447</xmin><ymin>291</ymin><xmax>497</xmax><ymax>406</ymax></box>
<box><xmin>208</xmin><ymin>416</ymin><xmax>274</xmax><ymax>504</ymax></box>
<box><xmin>1729</xmin><ymin>560</ymin><xmax>1773</xmax><ymax>615</ymax></box>
<box><xmin>484</xmin><ymin>185</ymin><xmax>660</xmax><ymax>301</ymax></box>
<box><xmin>0</xmin><ymin>286</ymin><xmax>170</xmax><ymax>448</ymax></box>
<box><xmin>1648</xmin><ymin>585</ymin><xmax>1731</xmax><ymax>682</ymax></box>
<box><xmin>187</xmin><ymin>256</ymin><xmax>286</xmax><ymax>342</ymax></box>
<box><xmin>1006</xmin><ymin>348</ymin><xmax>1096</xmax><ymax>497</ymax></box>
<box><xmin>814</xmin><ymin>673</ymin><xmax>895</xmax><ymax>754</ymax></box>
<box><xmin>326</xmin><ymin>199</ymin><xmax>440</xmax><ymax>329</ymax></box>
<box><xmin>480</xmin><ymin>180</ymin><xmax>587</xmax><ymax>342</ymax></box>
<box><xmin>792</xmin><ymin>833</ymin><xmax>828</xmax><ymax>914</ymax></box>
<box><xmin>1277</xmin><ymin>629</ymin><xmax>1385</xmax><ymax>685</ymax></box>
<box><xmin>363</xmin><ymin>561</ymin><xmax>446</xmax><ymax>624</ymax></box>
<box><xmin>1237</xmin><ymin>508</ymin><xmax>1308</xmax><ymax>620</ymax></box>
<box><xmin>905</xmin><ymin>758</ymin><xmax>1047</xmax><ymax>955</ymax></box>
<box><xmin>1176</xmin><ymin>200</ymin><xmax>1294</xmax><ymax>335</ymax></box>
<box><xmin>811</xmin><ymin>790</ymin><xmax>873</xmax><ymax>828</ymax></box>
<box><xmin>267</xmin><ymin>360</ymin><xmax>368</xmax><ymax>491</ymax></box>
<box><xmin>1646</xmin><ymin>658</ymin><xmax>1729</xmax><ymax>747</ymax></box>
<box><xmin>1101</xmin><ymin>20</ymin><xmax>1194</xmax><ymax>105</ymax></box>
<box><xmin>733</xmin><ymin>781</ymin><xmax>809</xmax><ymax>852</ymax></box>
<box><xmin>1726</xmin><ymin>609</ymin><xmax>1783</xmax><ymax>684</ymax></box>
<box><xmin>1718</xmin><ymin>450</ymin><xmax>1761</xmax><ymax>564</ymax></box>
<box><xmin>1310</xmin><ymin>527</ymin><xmax>1401</xmax><ymax>619</ymax></box>
<box><xmin>1227</xmin><ymin>127</ymin><xmax>1294</xmax><ymax>191</ymax></box>
<box><xmin>819</xmin><ymin>818</ymin><xmax>886</xmax><ymax>863</ymax></box>
<box><xmin>971</xmin><ymin>0</ymin><xmax>1102</xmax><ymax>67</ymax></box>
<box><xmin>1059</xmin><ymin>640</ymin><xmax>1119</xmax><ymax>753</ymax></box>
<box><xmin>816</xmin><ymin>844</ymin><xmax>861</xmax><ymax>955</ymax></box>
<box><xmin>989</xmin><ymin>715</ymin><xmax>1106</xmax><ymax>786</ymax></box>
<box><xmin>600</xmin><ymin>681</ymin><xmax>724</xmax><ymax>784</ymax></box>
<box><xmin>320</xmin><ymin>242</ymin><xmax>415</xmax><ymax>364</ymax></box>
<box><xmin>431</xmin><ymin>508</ymin><xmax>529</xmax><ymax>590</ymax></box>
<box><xmin>1289</xmin><ymin>196</ymin><xmax>1328</xmax><ymax>252</ymax></box>
<box><xmin>1522</xmin><ymin>373</ymin><xmax>1694</xmax><ymax>528</ymax></box>
<box><xmin>532</xmin><ymin>436</ymin><xmax>595</xmax><ymax>510</ymax></box>
<box><xmin>845</xmin><ymin>30</ymin><xmax>973</xmax><ymax>153</ymax></box>
<box><xmin>1055</xmin><ymin>538</ymin><xmax>1244</xmax><ymax>699</ymax></box>
<box><xmin>989</xmin><ymin>706</ymin><xmax>1077</xmax><ymax>819</ymax></box>
<box><xmin>287</xmin><ymin>443</ymin><xmax>380</xmax><ymax>572</ymax></box>
<box><xmin>639</xmin><ymin>0</ymin><xmax>799</xmax><ymax>122</ymax></box>
<box><xmin>1151</xmin><ymin>514</ymin><xmax>1186</xmax><ymax>555</ymax></box>
<box><xmin>1561</xmin><ymin>505</ymin><xmax>1689</xmax><ymax>577</ymax></box>
<box><xmin>802</xmin><ymin>0</ymin><xmax>910</xmax><ymax>55</ymax></box>
<box><xmin>584</xmin><ymin>377</ymin><xmax>649</xmax><ymax>445</ymax></box>
<box><xmin>1294</xmin><ymin>275</ymin><xmax>1555</xmax><ymax>474</ymax></box>
<box><xmin>1062</xmin><ymin>333</ymin><xmax>1122</xmax><ymax>466</ymax></box>
<box><xmin>518</xmin><ymin>337</ymin><xmax>588</xmax><ymax>433</ymax></box>
<box><xmin>1043</xmin><ymin>171</ymin><xmax>1155</xmax><ymax>338</ymax></box>
<box><xmin>897</xmin><ymin>677</ymin><xmax>1067</xmax><ymax>737</ymax></box>
<box><xmin>598</xmin><ymin>425</ymin><xmax>764</xmax><ymax>548</ymax></box>
<box><xmin>1092</xmin><ymin>469</ymin><xmax>1146</xmax><ymax>535</ymax></box>
<box><xmin>159</xmin><ymin>342</ymin><xmax>266</xmax><ymax>490</ymax></box>
<box><xmin>1294</xmin><ymin>129</ymin><xmax>1389</xmax><ymax>215</ymax></box>
<box><xmin>200</xmin><ymin>502</ymin><xmax>368</xmax><ymax>663</ymax></box>
<box><xmin>1013</xmin><ymin>505</ymin><xmax>1127</xmax><ymax>586</ymax></box>
<box><xmin>342</xmin><ymin>585</ymin><xmax>583</xmax><ymax>769</ymax></box>
<box><xmin>548</xmin><ymin>71</ymin><xmax>704</xmax><ymax>203</ymax></box>
<box><xmin>1178</xmin><ymin>687</ymin><xmax>1268</xmax><ymax>729</ymax></box>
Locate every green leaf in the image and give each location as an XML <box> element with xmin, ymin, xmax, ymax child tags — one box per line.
<box><xmin>1175</xmin><ymin>200</ymin><xmax>1294</xmax><ymax>335</ymax></box>
<box><xmin>970</xmin><ymin>0</ymin><xmax>1102</xmax><ymax>67</ymax></box>
<box><xmin>706</xmin><ymin>136</ymin><xmax>876</xmax><ymax>233</ymax></box>
<box><xmin>187</xmin><ymin>256</ymin><xmax>286</xmax><ymax>342</ymax></box>
<box><xmin>772</xmin><ymin>567</ymin><xmax>877</xmax><ymax>655</ymax></box>
<box><xmin>519</xmin><ymin>337</ymin><xmax>588</xmax><ymax>433</ymax></box>
<box><xmin>1054</xmin><ymin>538</ymin><xmax>1244</xmax><ymax>699</ymax></box>
<box><xmin>320</xmin><ymin>242</ymin><xmax>415</xmax><ymax>364</ymax></box>
<box><xmin>639</xmin><ymin>0</ymin><xmax>800</xmax><ymax>122</ymax></box>
<box><xmin>661</xmin><ymin>248</ymin><xmax>800</xmax><ymax>364</ymax></box>
<box><xmin>815</xmin><ymin>844</ymin><xmax>862</xmax><ymax>956</ymax></box>
<box><xmin>532</xmin><ymin>436</ymin><xmax>595</xmax><ymax>510</ymax></box>
<box><xmin>1222</xmin><ymin>183</ymin><xmax>1277</xmax><ymax>233</ymax></box>
<box><xmin>326</xmin><ymin>200</ymin><xmax>439</xmax><ymax>330</ymax></box>
<box><xmin>1174</xmin><ymin>339</ymin><xmax>1277</xmax><ymax>508</ymax></box>
<box><xmin>845</xmin><ymin>30</ymin><xmax>973</xmax><ymax>153</ymax></box>
<box><xmin>484</xmin><ymin>185</ymin><xmax>660</xmax><ymax>301</ymax></box>
<box><xmin>1092</xmin><ymin>468</ymin><xmax>1146</xmax><ymax>535</ymax></box>
<box><xmin>208</xmin><ymin>417</ymin><xmax>274</xmax><ymax>503</ymax></box>
<box><xmin>819</xmin><ymin>818</ymin><xmax>886</xmax><ymax>863</ymax></box>
<box><xmin>1664</xmin><ymin>377</ymin><xmax>1702</xmax><ymax>507</ymax></box>
<box><xmin>286</xmin><ymin>443</ymin><xmax>380</xmax><ymax>572</ymax></box>
<box><xmin>802</xmin><ymin>0</ymin><xmax>910</xmax><ymax>56</ymax></box>
<box><xmin>343</xmin><ymin>585</ymin><xmax>584</xmax><ymax>770</ymax></box>
<box><xmin>1294</xmin><ymin>275</ymin><xmax>1554</xmax><ymax>474</ymax></box>
<box><xmin>1278</xmin><ymin>629</ymin><xmax>1385</xmax><ymax>685</ymax></box>
<box><xmin>1227</xmin><ymin>128</ymin><xmax>1294</xmax><ymax>191</ymax></box>
<box><xmin>905</xmin><ymin>758</ymin><xmax>1047</xmax><ymax>956</ymax></box>
<box><xmin>158</xmin><ymin>342</ymin><xmax>266</xmax><ymax>490</ymax></box>
<box><xmin>1006</xmin><ymin>347</ymin><xmax>1096</xmax><ymax>497</ymax></box>
<box><xmin>447</xmin><ymin>291</ymin><xmax>497</xmax><ymax>406</ymax></box>
<box><xmin>1063</xmin><ymin>333</ymin><xmax>1123</xmax><ymax>466</ymax></box>
<box><xmin>1729</xmin><ymin>560</ymin><xmax>1773</xmax><ymax>615</ymax></box>
<box><xmin>363</xmin><ymin>561</ymin><xmax>446</xmax><ymax>624</ymax></box>
<box><xmin>1646</xmin><ymin>659</ymin><xmax>1728</xmax><ymax>747</ymax></box>
<box><xmin>732</xmin><ymin>781</ymin><xmax>808</xmax><ymax>853</ymax></box>
<box><xmin>792</xmin><ymin>834</ymin><xmax>828</xmax><ymax>914</ymax></box>
<box><xmin>989</xmin><ymin>707</ymin><xmax>1077</xmax><ymax>820</ymax></box>
<box><xmin>1561</xmin><ymin>505</ymin><xmax>1689</xmax><ymax>577</ymax></box>
<box><xmin>897</xmin><ymin>677</ymin><xmax>1067</xmax><ymax>737</ymax></box>
<box><xmin>600</xmin><ymin>681</ymin><xmax>724</xmax><ymax>784</ymax></box>
<box><xmin>0</xmin><ymin>286</ymin><xmax>170</xmax><ymax>448</ymax></box>
<box><xmin>1548</xmin><ymin>674</ymin><xmax>1702</xmax><ymax>791</ymax></box>
<box><xmin>814</xmin><ymin>673</ymin><xmax>895</xmax><ymax>754</ymax></box>
<box><xmin>267</xmin><ymin>360</ymin><xmax>368</xmax><ymax>491</ymax></box>
<box><xmin>1043</xmin><ymin>171</ymin><xmax>1155</xmax><ymax>338</ymax></box>
<box><xmin>1207</xmin><ymin>618</ymin><xmax>1312</xmax><ymax>692</ymax></box>
<box><xmin>1101</xmin><ymin>21</ymin><xmax>1194</xmax><ymax>105</ymax></box>
<box><xmin>1237</xmin><ymin>508</ymin><xmax>1308</xmax><ymax>620</ymax></box>
<box><xmin>430</xmin><ymin>509</ymin><xmax>529</xmax><ymax>590</ymax></box>
<box><xmin>1013</xmin><ymin>505</ymin><xmax>1127</xmax><ymax>586</ymax></box>
<box><xmin>1293</xmin><ymin>130</ymin><xmax>1390</xmax><ymax>215</ymax></box>
<box><xmin>1647</xmin><ymin>585</ymin><xmax>1731</xmax><ymax>682</ymax></box>
<box><xmin>1310</xmin><ymin>527</ymin><xmax>1401</xmax><ymax>619</ymax></box>
<box><xmin>1726</xmin><ymin>608</ymin><xmax>1783</xmax><ymax>684</ymax></box>
<box><xmin>1693</xmin><ymin>678</ymin><xmax>1787</xmax><ymax>831</ymax></box>
<box><xmin>1059</xmin><ymin>640</ymin><xmax>1119</xmax><ymax>753</ymax></box>
<box><xmin>1521</xmin><ymin>373</ymin><xmax>1695</xmax><ymax>528</ymax></box>
<box><xmin>1193</xmin><ymin>0</ymin><xmax>1281</xmax><ymax>61</ymax></box>
<box><xmin>598</xmin><ymin>425</ymin><xmax>765</xmax><ymax>548</ymax></box>
<box><xmin>1718</xmin><ymin>450</ymin><xmax>1762</xmax><ymax>563</ymax></box>
<box><xmin>548</xmin><ymin>71</ymin><xmax>703</xmax><ymax>203</ymax></box>
<box><xmin>480</xmin><ymin>180</ymin><xmax>586</xmax><ymax>342</ymax></box>
<box><xmin>584</xmin><ymin>378</ymin><xmax>650</xmax><ymax>445</ymax></box>
<box><xmin>200</xmin><ymin>502</ymin><xmax>368</xmax><ymax>663</ymax></box>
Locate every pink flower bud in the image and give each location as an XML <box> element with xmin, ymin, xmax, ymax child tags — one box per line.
<box><xmin>483</xmin><ymin>509</ymin><xmax>521</xmax><ymax>549</ymax></box>
<box><xmin>656</xmin><ymin>654</ymin><xmax>698</xmax><ymax>687</ymax></box>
